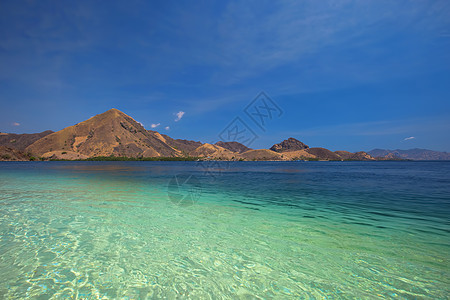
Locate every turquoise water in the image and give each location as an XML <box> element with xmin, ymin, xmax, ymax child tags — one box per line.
<box><xmin>0</xmin><ymin>161</ymin><xmax>448</xmax><ymax>299</ymax></box>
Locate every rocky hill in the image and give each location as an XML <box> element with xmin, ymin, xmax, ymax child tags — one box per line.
<box><xmin>160</xmin><ymin>134</ymin><xmax>203</xmax><ymax>155</ymax></box>
<box><xmin>215</xmin><ymin>141</ymin><xmax>251</xmax><ymax>154</ymax></box>
<box><xmin>240</xmin><ymin>149</ymin><xmax>284</xmax><ymax>161</ymax></box>
<box><xmin>368</xmin><ymin>148</ymin><xmax>450</xmax><ymax>160</ymax></box>
<box><xmin>0</xmin><ymin>130</ymin><xmax>53</xmax><ymax>151</ymax></box>
<box><xmin>190</xmin><ymin>143</ymin><xmax>236</xmax><ymax>159</ymax></box>
<box><xmin>270</xmin><ymin>137</ymin><xmax>309</xmax><ymax>152</ymax></box>
<box><xmin>3</xmin><ymin>109</ymin><xmax>444</xmax><ymax>161</ymax></box>
<box><xmin>305</xmin><ymin>148</ymin><xmax>342</xmax><ymax>160</ymax></box>
<box><xmin>0</xmin><ymin>146</ymin><xmax>33</xmax><ymax>161</ymax></box>
<box><xmin>26</xmin><ymin>109</ymin><xmax>181</xmax><ymax>159</ymax></box>
<box><xmin>278</xmin><ymin>149</ymin><xmax>317</xmax><ymax>160</ymax></box>
<box><xmin>335</xmin><ymin>151</ymin><xmax>375</xmax><ymax>161</ymax></box>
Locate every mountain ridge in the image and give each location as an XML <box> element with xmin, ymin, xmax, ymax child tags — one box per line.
<box><xmin>215</xmin><ymin>141</ymin><xmax>252</xmax><ymax>154</ymax></box>
<box><xmin>368</xmin><ymin>148</ymin><xmax>450</xmax><ymax>160</ymax></box>
<box><xmin>25</xmin><ymin>108</ymin><xmax>181</xmax><ymax>159</ymax></box>
<box><xmin>270</xmin><ymin>137</ymin><xmax>309</xmax><ymax>152</ymax></box>
<box><xmin>1</xmin><ymin>109</ymin><xmax>448</xmax><ymax>161</ymax></box>
<box><xmin>0</xmin><ymin>130</ymin><xmax>53</xmax><ymax>151</ymax></box>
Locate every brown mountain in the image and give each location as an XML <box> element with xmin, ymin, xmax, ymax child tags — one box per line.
<box><xmin>240</xmin><ymin>149</ymin><xmax>283</xmax><ymax>161</ymax></box>
<box><xmin>335</xmin><ymin>151</ymin><xmax>375</xmax><ymax>161</ymax></box>
<box><xmin>280</xmin><ymin>149</ymin><xmax>317</xmax><ymax>160</ymax></box>
<box><xmin>215</xmin><ymin>141</ymin><xmax>252</xmax><ymax>154</ymax></box>
<box><xmin>161</xmin><ymin>134</ymin><xmax>203</xmax><ymax>155</ymax></box>
<box><xmin>0</xmin><ymin>146</ymin><xmax>33</xmax><ymax>161</ymax></box>
<box><xmin>190</xmin><ymin>143</ymin><xmax>236</xmax><ymax>159</ymax></box>
<box><xmin>368</xmin><ymin>148</ymin><xmax>450</xmax><ymax>160</ymax></box>
<box><xmin>349</xmin><ymin>151</ymin><xmax>375</xmax><ymax>161</ymax></box>
<box><xmin>26</xmin><ymin>109</ymin><xmax>180</xmax><ymax>159</ymax></box>
<box><xmin>375</xmin><ymin>152</ymin><xmax>404</xmax><ymax>160</ymax></box>
<box><xmin>334</xmin><ymin>151</ymin><xmax>354</xmax><ymax>160</ymax></box>
<box><xmin>305</xmin><ymin>148</ymin><xmax>342</xmax><ymax>160</ymax></box>
<box><xmin>0</xmin><ymin>130</ymin><xmax>53</xmax><ymax>151</ymax></box>
<box><xmin>270</xmin><ymin>137</ymin><xmax>309</xmax><ymax>152</ymax></box>
<box><xmin>7</xmin><ymin>109</ymin><xmax>436</xmax><ymax>161</ymax></box>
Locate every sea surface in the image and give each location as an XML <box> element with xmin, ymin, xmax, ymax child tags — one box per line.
<box><xmin>0</xmin><ymin>161</ymin><xmax>449</xmax><ymax>299</ymax></box>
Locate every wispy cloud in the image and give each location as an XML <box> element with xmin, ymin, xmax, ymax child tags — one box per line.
<box><xmin>403</xmin><ymin>136</ymin><xmax>415</xmax><ymax>141</ymax></box>
<box><xmin>151</xmin><ymin>123</ymin><xmax>160</xmax><ymax>128</ymax></box>
<box><xmin>205</xmin><ymin>1</ymin><xmax>450</xmax><ymax>87</ymax></box>
<box><xmin>174</xmin><ymin>111</ymin><xmax>185</xmax><ymax>122</ymax></box>
<box><xmin>165</xmin><ymin>126</ymin><xmax>170</xmax><ymax>130</ymax></box>
<box><xmin>12</xmin><ymin>122</ymin><xmax>20</xmax><ymax>126</ymax></box>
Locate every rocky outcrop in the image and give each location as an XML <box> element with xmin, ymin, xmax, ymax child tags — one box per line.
<box><xmin>215</xmin><ymin>141</ymin><xmax>252</xmax><ymax>154</ymax></box>
<box><xmin>240</xmin><ymin>149</ymin><xmax>283</xmax><ymax>161</ymax></box>
<box><xmin>305</xmin><ymin>148</ymin><xmax>342</xmax><ymax>160</ymax></box>
<box><xmin>9</xmin><ymin>109</ymin><xmax>441</xmax><ymax>161</ymax></box>
<box><xmin>281</xmin><ymin>149</ymin><xmax>317</xmax><ymax>160</ymax></box>
<box><xmin>161</xmin><ymin>135</ymin><xmax>203</xmax><ymax>155</ymax></box>
<box><xmin>368</xmin><ymin>148</ymin><xmax>450</xmax><ymax>160</ymax></box>
<box><xmin>0</xmin><ymin>146</ymin><xmax>33</xmax><ymax>161</ymax></box>
<box><xmin>0</xmin><ymin>130</ymin><xmax>53</xmax><ymax>151</ymax></box>
<box><xmin>335</xmin><ymin>151</ymin><xmax>375</xmax><ymax>161</ymax></box>
<box><xmin>270</xmin><ymin>137</ymin><xmax>309</xmax><ymax>152</ymax></box>
<box><xmin>190</xmin><ymin>143</ymin><xmax>236</xmax><ymax>159</ymax></box>
<box><xmin>26</xmin><ymin>109</ymin><xmax>180</xmax><ymax>158</ymax></box>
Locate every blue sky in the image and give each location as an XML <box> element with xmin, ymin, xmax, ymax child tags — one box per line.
<box><xmin>1</xmin><ymin>0</ymin><xmax>449</xmax><ymax>151</ymax></box>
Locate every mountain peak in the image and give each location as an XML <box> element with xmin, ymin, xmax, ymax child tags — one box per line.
<box><xmin>81</xmin><ymin>108</ymin><xmax>136</xmax><ymax>128</ymax></box>
<box><xmin>98</xmin><ymin>108</ymin><xmax>128</xmax><ymax>118</ymax></box>
<box><xmin>105</xmin><ymin>108</ymin><xmax>122</xmax><ymax>114</ymax></box>
<box><xmin>270</xmin><ymin>137</ymin><xmax>309</xmax><ymax>152</ymax></box>
<box><xmin>26</xmin><ymin>108</ymin><xmax>179</xmax><ymax>159</ymax></box>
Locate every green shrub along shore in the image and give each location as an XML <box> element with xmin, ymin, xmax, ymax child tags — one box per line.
<box><xmin>49</xmin><ymin>156</ymin><xmax>201</xmax><ymax>161</ymax></box>
<box><xmin>24</xmin><ymin>156</ymin><xmax>405</xmax><ymax>162</ymax></box>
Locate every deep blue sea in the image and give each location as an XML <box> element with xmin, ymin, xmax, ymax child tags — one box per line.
<box><xmin>0</xmin><ymin>161</ymin><xmax>449</xmax><ymax>298</ymax></box>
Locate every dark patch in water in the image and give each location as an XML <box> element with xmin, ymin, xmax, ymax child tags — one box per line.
<box><xmin>233</xmin><ymin>199</ymin><xmax>262</xmax><ymax>207</ymax></box>
<box><xmin>351</xmin><ymin>222</ymin><xmax>375</xmax><ymax>227</ymax></box>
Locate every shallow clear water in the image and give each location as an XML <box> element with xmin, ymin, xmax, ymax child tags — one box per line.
<box><xmin>0</xmin><ymin>161</ymin><xmax>449</xmax><ymax>299</ymax></box>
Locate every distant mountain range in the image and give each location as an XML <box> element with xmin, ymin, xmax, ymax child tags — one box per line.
<box><xmin>368</xmin><ymin>148</ymin><xmax>450</xmax><ymax>161</ymax></box>
<box><xmin>0</xmin><ymin>109</ymin><xmax>448</xmax><ymax>161</ymax></box>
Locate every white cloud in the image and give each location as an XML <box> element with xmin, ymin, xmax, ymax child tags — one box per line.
<box><xmin>403</xmin><ymin>136</ymin><xmax>415</xmax><ymax>141</ymax></box>
<box><xmin>165</xmin><ymin>126</ymin><xmax>170</xmax><ymax>130</ymax></box>
<box><xmin>12</xmin><ymin>122</ymin><xmax>20</xmax><ymax>126</ymax></box>
<box><xmin>151</xmin><ymin>123</ymin><xmax>160</xmax><ymax>128</ymax></box>
<box><xmin>174</xmin><ymin>111</ymin><xmax>185</xmax><ymax>122</ymax></box>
